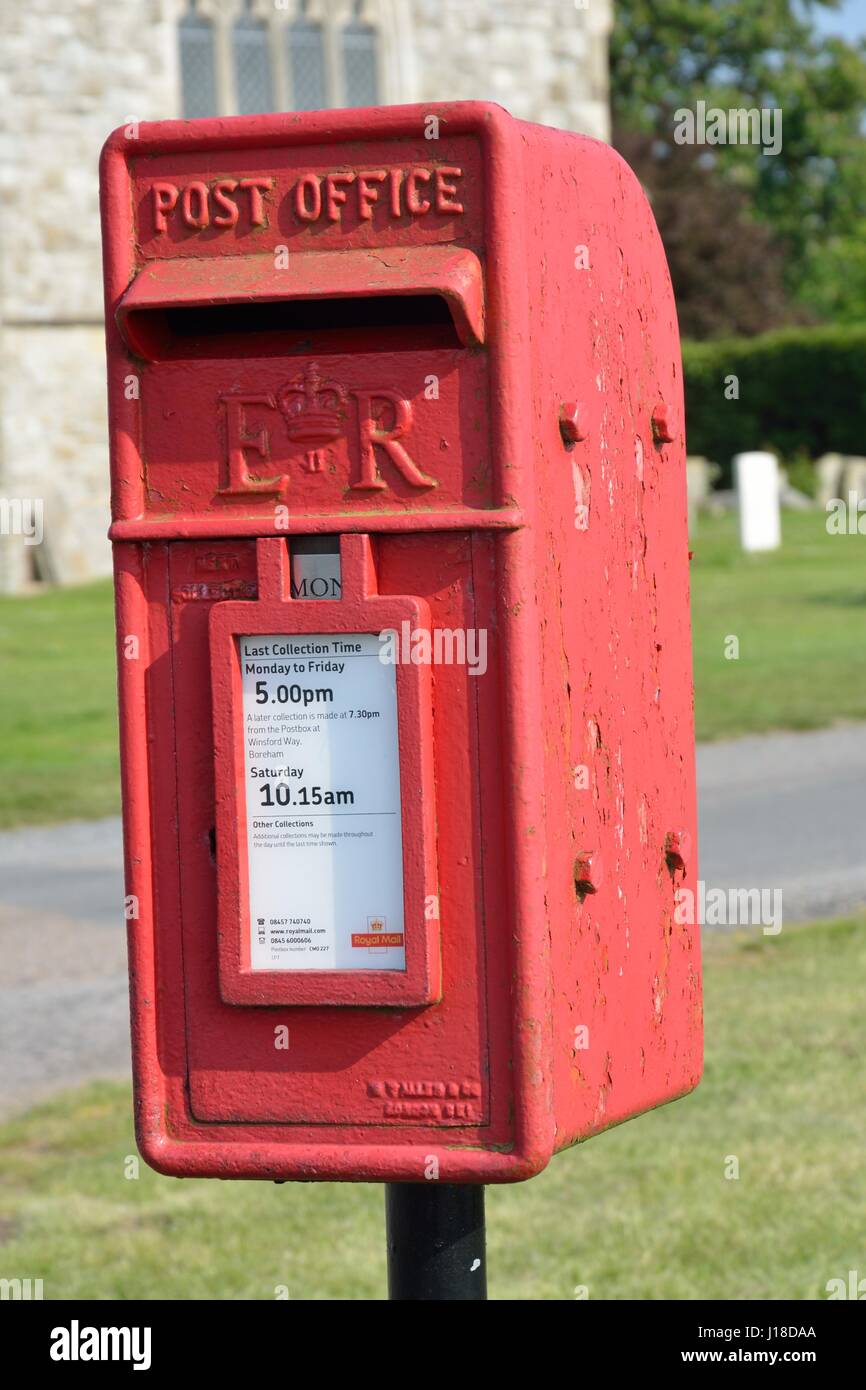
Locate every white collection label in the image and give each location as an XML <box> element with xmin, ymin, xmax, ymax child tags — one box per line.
<box><xmin>239</xmin><ymin>633</ymin><xmax>405</xmax><ymax>971</ymax></box>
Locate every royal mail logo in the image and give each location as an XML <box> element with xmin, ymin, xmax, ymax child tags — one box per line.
<box><xmin>351</xmin><ymin>936</ymin><xmax>404</xmax><ymax>947</ymax></box>
<box><xmin>220</xmin><ymin>362</ymin><xmax>437</xmax><ymax>498</ymax></box>
<box><xmin>352</xmin><ymin>916</ymin><xmax>404</xmax><ymax>950</ymax></box>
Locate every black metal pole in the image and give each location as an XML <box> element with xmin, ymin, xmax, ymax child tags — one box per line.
<box><xmin>385</xmin><ymin>1183</ymin><xmax>487</xmax><ymax>1300</ymax></box>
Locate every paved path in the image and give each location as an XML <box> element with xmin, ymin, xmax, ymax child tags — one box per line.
<box><xmin>0</xmin><ymin>819</ymin><xmax>128</xmax><ymax>1118</ymax></box>
<box><xmin>697</xmin><ymin>724</ymin><xmax>866</xmax><ymax>923</ymax></box>
<box><xmin>0</xmin><ymin>724</ymin><xmax>864</xmax><ymax>1117</ymax></box>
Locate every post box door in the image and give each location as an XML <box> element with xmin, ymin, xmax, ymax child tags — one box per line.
<box><xmin>148</xmin><ymin>531</ymin><xmax>510</xmax><ymax>1131</ymax></box>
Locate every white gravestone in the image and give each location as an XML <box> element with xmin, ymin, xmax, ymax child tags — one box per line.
<box><xmin>815</xmin><ymin>453</ymin><xmax>846</xmax><ymax>509</ymax></box>
<box><xmin>734</xmin><ymin>452</ymin><xmax>781</xmax><ymax>552</ymax></box>
<box><xmin>842</xmin><ymin>456</ymin><xmax>866</xmax><ymax>506</ymax></box>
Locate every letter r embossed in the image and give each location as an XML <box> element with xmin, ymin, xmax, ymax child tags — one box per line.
<box><xmin>350</xmin><ymin>391</ymin><xmax>437</xmax><ymax>491</ymax></box>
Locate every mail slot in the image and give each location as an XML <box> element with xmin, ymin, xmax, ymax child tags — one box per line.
<box><xmin>100</xmin><ymin>102</ymin><xmax>701</xmax><ymax>1183</ymax></box>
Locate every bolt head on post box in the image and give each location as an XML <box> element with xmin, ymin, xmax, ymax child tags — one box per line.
<box><xmin>99</xmin><ymin>102</ymin><xmax>701</xmax><ymax>1184</ymax></box>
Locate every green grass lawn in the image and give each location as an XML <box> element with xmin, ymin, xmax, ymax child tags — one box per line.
<box><xmin>0</xmin><ymin>581</ymin><xmax>118</xmax><ymax>827</ymax></box>
<box><xmin>0</xmin><ymin>509</ymin><xmax>864</xmax><ymax>824</ymax></box>
<box><xmin>1</xmin><ymin>915</ymin><xmax>863</xmax><ymax>1300</ymax></box>
<box><xmin>691</xmin><ymin>509</ymin><xmax>866</xmax><ymax>740</ymax></box>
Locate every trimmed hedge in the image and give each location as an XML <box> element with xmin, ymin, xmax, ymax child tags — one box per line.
<box><xmin>682</xmin><ymin>325</ymin><xmax>866</xmax><ymax>474</ymax></box>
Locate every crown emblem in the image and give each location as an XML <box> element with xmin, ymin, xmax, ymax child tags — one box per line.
<box><xmin>369</xmin><ymin>918</ymin><xmax>384</xmax><ymax>932</ymax></box>
<box><xmin>277</xmin><ymin>362</ymin><xmax>347</xmax><ymax>444</ymax></box>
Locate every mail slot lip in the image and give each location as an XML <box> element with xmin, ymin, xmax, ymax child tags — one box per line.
<box><xmin>117</xmin><ymin>245</ymin><xmax>485</xmax><ymax>354</ymax></box>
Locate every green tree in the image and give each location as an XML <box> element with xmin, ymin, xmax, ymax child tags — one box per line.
<box><xmin>611</xmin><ymin>0</ymin><xmax>866</xmax><ymax>325</ymax></box>
<box><xmin>614</xmin><ymin>127</ymin><xmax>795</xmax><ymax>337</ymax></box>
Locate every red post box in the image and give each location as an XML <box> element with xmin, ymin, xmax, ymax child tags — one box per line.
<box><xmin>100</xmin><ymin>102</ymin><xmax>701</xmax><ymax>1184</ymax></box>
